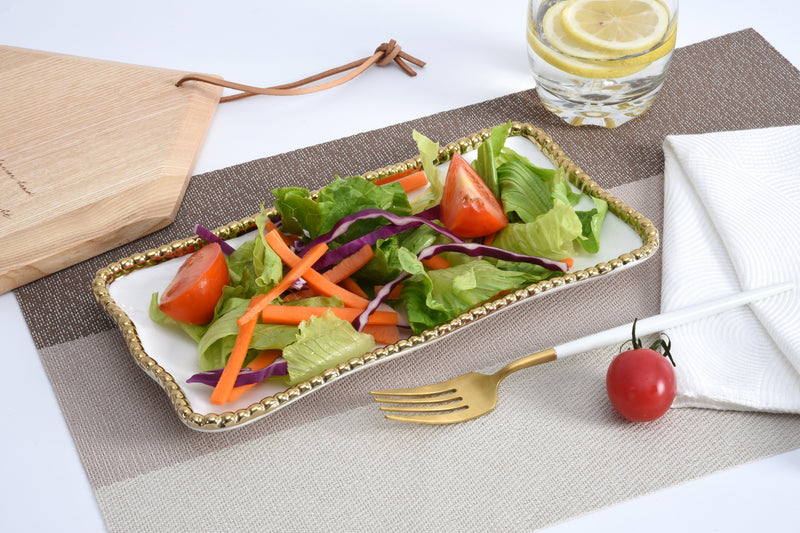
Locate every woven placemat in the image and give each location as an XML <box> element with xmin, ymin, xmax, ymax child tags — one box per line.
<box><xmin>14</xmin><ymin>29</ymin><xmax>800</xmax><ymax>532</ymax></box>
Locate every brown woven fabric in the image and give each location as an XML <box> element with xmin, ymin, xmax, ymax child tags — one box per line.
<box><xmin>13</xmin><ymin>29</ymin><xmax>800</xmax><ymax>532</ymax></box>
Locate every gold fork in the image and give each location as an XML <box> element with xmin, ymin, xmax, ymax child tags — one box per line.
<box><xmin>370</xmin><ymin>282</ymin><xmax>794</xmax><ymax>424</ymax></box>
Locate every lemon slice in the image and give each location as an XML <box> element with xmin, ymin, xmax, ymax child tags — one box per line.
<box><xmin>542</xmin><ymin>1</ymin><xmax>619</xmax><ymax>60</ymax></box>
<box><xmin>533</xmin><ymin>1</ymin><xmax>676</xmax><ymax>79</ymax></box>
<box><xmin>560</xmin><ymin>0</ymin><xmax>670</xmax><ymax>55</ymax></box>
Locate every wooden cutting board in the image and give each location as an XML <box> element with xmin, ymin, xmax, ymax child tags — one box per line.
<box><xmin>0</xmin><ymin>46</ymin><xmax>222</xmax><ymax>294</ymax></box>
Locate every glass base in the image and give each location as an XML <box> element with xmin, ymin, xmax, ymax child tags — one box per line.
<box><xmin>534</xmin><ymin>84</ymin><xmax>662</xmax><ymax>128</ymax></box>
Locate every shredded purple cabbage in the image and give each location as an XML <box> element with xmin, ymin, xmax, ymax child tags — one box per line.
<box><xmin>187</xmin><ymin>358</ymin><xmax>288</xmax><ymax>387</ymax></box>
<box><xmin>299</xmin><ymin>206</ymin><xmax>457</xmax><ymax>255</ymax></box>
<box><xmin>312</xmin><ymin>220</ymin><xmax>423</xmax><ymax>271</ymax></box>
<box><xmin>353</xmin><ymin>273</ymin><xmax>410</xmax><ymax>331</ymax></box>
<box><xmin>301</xmin><ymin>207</ymin><xmax>457</xmax><ymax>271</ymax></box>
<box><xmin>418</xmin><ymin>242</ymin><xmax>568</xmax><ymax>272</ymax></box>
<box><xmin>194</xmin><ymin>224</ymin><xmax>236</xmax><ymax>256</ymax></box>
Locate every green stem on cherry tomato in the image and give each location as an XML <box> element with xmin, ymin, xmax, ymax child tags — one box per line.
<box><xmin>628</xmin><ymin>318</ymin><xmax>676</xmax><ymax>367</ymax></box>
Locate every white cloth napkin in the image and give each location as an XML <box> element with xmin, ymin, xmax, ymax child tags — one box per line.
<box><xmin>661</xmin><ymin>125</ymin><xmax>800</xmax><ymax>413</ymax></box>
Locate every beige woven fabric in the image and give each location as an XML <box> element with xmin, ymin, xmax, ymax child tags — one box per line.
<box><xmin>14</xmin><ymin>29</ymin><xmax>800</xmax><ymax>531</ymax></box>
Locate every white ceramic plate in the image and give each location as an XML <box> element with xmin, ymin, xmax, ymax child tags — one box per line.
<box><xmin>94</xmin><ymin>123</ymin><xmax>658</xmax><ymax>431</ymax></box>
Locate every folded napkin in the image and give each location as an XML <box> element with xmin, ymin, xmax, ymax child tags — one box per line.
<box><xmin>661</xmin><ymin>126</ymin><xmax>800</xmax><ymax>413</ymax></box>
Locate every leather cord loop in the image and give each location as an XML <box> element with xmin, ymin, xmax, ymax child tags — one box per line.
<box><xmin>176</xmin><ymin>39</ymin><xmax>425</xmax><ymax>103</ymax></box>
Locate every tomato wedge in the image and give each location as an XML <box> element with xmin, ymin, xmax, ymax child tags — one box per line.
<box><xmin>158</xmin><ymin>242</ymin><xmax>230</xmax><ymax>324</ymax></box>
<box><xmin>440</xmin><ymin>152</ymin><xmax>508</xmax><ymax>238</ymax></box>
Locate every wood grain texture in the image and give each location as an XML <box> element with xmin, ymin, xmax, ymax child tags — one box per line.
<box><xmin>0</xmin><ymin>46</ymin><xmax>222</xmax><ymax>294</ymax></box>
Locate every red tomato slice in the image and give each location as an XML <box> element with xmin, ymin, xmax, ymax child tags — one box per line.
<box><xmin>158</xmin><ymin>242</ymin><xmax>230</xmax><ymax>324</ymax></box>
<box><xmin>440</xmin><ymin>152</ymin><xmax>508</xmax><ymax>238</ymax></box>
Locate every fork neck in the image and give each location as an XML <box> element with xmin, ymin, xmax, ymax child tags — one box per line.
<box><xmin>493</xmin><ymin>348</ymin><xmax>557</xmax><ymax>381</ymax></box>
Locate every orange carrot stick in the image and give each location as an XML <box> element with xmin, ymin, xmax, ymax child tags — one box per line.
<box><xmin>421</xmin><ymin>255</ymin><xmax>451</xmax><ymax>270</ymax></box>
<box><xmin>260</xmin><ymin>305</ymin><xmax>399</xmax><ymax>326</ymax></box>
<box><xmin>340</xmin><ymin>277</ymin><xmax>369</xmax><ymax>298</ymax></box>
<box><xmin>362</xmin><ymin>324</ymin><xmax>402</xmax><ymax>345</ymax></box>
<box><xmin>322</xmin><ymin>244</ymin><xmax>374</xmax><ymax>284</ymax></box>
<box><xmin>262</xmin><ymin>218</ymin><xmax>296</xmax><ymax>247</ymax></box>
<box><xmin>373</xmin><ymin>167</ymin><xmax>419</xmax><ymax>185</ymax></box>
<box><xmin>263</xmin><ymin>218</ymin><xmax>280</xmax><ymax>233</ymax></box>
<box><xmin>226</xmin><ymin>349</ymin><xmax>282</xmax><ymax>402</ymax></box>
<box><xmin>394</xmin><ymin>171</ymin><xmax>429</xmax><ymax>193</ymax></box>
<box><xmin>374</xmin><ymin>171</ymin><xmax>428</xmax><ymax>193</ymax></box>
<box><xmin>210</xmin><ymin>294</ymin><xmax>266</xmax><ymax>405</ymax></box>
<box><xmin>216</xmin><ymin>244</ymin><xmax>328</xmax><ymax>405</ymax></box>
<box><xmin>264</xmin><ymin>230</ymin><xmax>370</xmax><ymax>309</ymax></box>
<box><xmin>236</xmin><ymin>238</ymin><xmax>329</xmax><ymax>327</ymax></box>
<box><xmin>282</xmin><ymin>289</ymin><xmax>318</xmax><ymax>302</ymax></box>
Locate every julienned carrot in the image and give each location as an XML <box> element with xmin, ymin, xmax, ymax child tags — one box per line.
<box><xmin>226</xmin><ymin>349</ymin><xmax>281</xmax><ymax>402</ymax></box>
<box><xmin>264</xmin><ymin>230</ymin><xmax>370</xmax><ymax>309</ymax></box>
<box><xmin>386</xmin><ymin>171</ymin><xmax>428</xmax><ymax>193</ymax></box>
<box><xmin>216</xmin><ymin>244</ymin><xmax>328</xmax><ymax>404</ymax></box>
<box><xmin>322</xmin><ymin>244</ymin><xmax>374</xmax><ymax>284</ymax></box>
<box><xmin>262</xmin><ymin>219</ymin><xmax>296</xmax><ymax>247</ymax></box>
<box><xmin>340</xmin><ymin>277</ymin><xmax>368</xmax><ymax>298</ymax></box>
<box><xmin>210</xmin><ymin>295</ymin><xmax>266</xmax><ymax>405</ymax></box>
<box><xmin>260</xmin><ymin>305</ymin><xmax>399</xmax><ymax>326</ymax></box>
<box><xmin>483</xmin><ymin>232</ymin><xmax>496</xmax><ymax>247</ymax></box>
<box><xmin>282</xmin><ymin>289</ymin><xmax>318</xmax><ymax>302</ymax></box>
<box><xmin>263</xmin><ymin>218</ymin><xmax>279</xmax><ymax>233</ymax></box>
<box><xmin>421</xmin><ymin>255</ymin><xmax>451</xmax><ymax>270</ymax></box>
<box><xmin>373</xmin><ymin>167</ymin><xmax>419</xmax><ymax>185</ymax></box>
<box><xmin>237</xmin><ymin>239</ymin><xmax>329</xmax><ymax>327</ymax></box>
<box><xmin>362</xmin><ymin>324</ymin><xmax>402</xmax><ymax>345</ymax></box>
<box><xmin>563</xmin><ymin>257</ymin><xmax>574</xmax><ymax>269</ymax></box>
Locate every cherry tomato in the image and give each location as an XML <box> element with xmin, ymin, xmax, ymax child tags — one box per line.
<box><xmin>440</xmin><ymin>152</ymin><xmax>508</xmax><ymax>238</ymax></box>
<box><xmin>158</xmin><ymin>242</ymin><xmax>230</xmax><ymax>324</ymax></box>
<box><xmin>606</xmin><ymin>347</ymin><xmax>676</xmax><ymax>422</ymax></box>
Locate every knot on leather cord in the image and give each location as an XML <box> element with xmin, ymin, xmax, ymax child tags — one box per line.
<box><xmin>373</xmin><ymin>39</ymin><xmax>425</xmax><ymax>75</ymax></box>
<box><xmin>176</xmin><ymin>39</ymin><xmax>425</xmax><ymax>103</ymax></box>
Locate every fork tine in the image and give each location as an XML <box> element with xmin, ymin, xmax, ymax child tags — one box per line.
<box><xmin>383</xmin><ymin>410</ymin><xmax>477</xmax><ymax>425</ymax></box>
<box><xmin>369</xmin><ymin>386</ymin><xmax>456</xmax><ymax>397</ymax></box>
<box><xmin>372</xmin><ymin>392</ymin><xmax>461</xmax><ymax>405</ymax></box>
<box><xmin>369</xmin><ymin>377</ymin><xmax>461</xmax><ymax>397</ymax></box>
<box><xmin>378</xmin><ymin>401</ymin><xmax>465</xmax><ymax>414</ymax></box>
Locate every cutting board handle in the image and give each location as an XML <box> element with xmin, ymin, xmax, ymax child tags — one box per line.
<box><xmin>176</xmin><ymin>39</ymin><xmax>425</xmax><ymax>103</ymax></box>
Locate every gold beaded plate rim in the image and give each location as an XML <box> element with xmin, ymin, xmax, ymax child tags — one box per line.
<box><xmin>91</xmin><ymin>122</ymin><xmax>659</xmax><ymax>432</ymax></box>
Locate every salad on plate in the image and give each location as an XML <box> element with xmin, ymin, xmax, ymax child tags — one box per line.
<box><xmin>147</xmin><ymin>123</ymin><xmax>609</xmax><ymax>408</ymax></box>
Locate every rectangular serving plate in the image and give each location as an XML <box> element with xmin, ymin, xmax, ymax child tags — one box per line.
<box><xmin>92</xmin><ymin>122</ymin><xmax>659</xmax><ymax>431</ymax></box>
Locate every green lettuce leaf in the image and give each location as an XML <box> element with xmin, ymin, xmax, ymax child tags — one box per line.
<box><xmin>472</xmin><ymin>122</ymin><xmax>511</xmax><ymax>198</ymax></box>
<box><xmin>270</xmin><ymin>187</ymin><xmax>320</xmax><ymax>238</ymax></box>
<box><xmin>491</xmin><ymin>199</ymin><xmax>582</xmax><ymax>260</ymax></box>
<box><xmin>273</xmin><ymin>176</ymin><xmax>412</xmax><ymax>242</ymax></box>
<box><xmin>574</xmin><ymin>197</ymin><xmax>608</xmax><ymax>254</ymax></box>
<box><xmin>282</xmin><ymin>310</ymin><xmax>375</xmax><ymax>385</ymax></box>
<box><xmin>544</xmin><ymin>166</ymin><xmax>582</xmax><ymax>207</ymax></box>
<box><xmin>252</xmin><ymin>208</ymin><xmax>284</xmax><ymax>290</ymax></box>
<box><xmin>409</xmin><ymin>130</ymin><xmax>445</xmax><ymax>213</ymax></box>
<box><xmin>196</xmin><ymin>300</ymin><xmax>298</xmax><ymax>371</ymax></box>
<box><xmin>497</xmin><ymin>159</ymin><xmax>554</xmax><ymax>223</ymax></box>
<box><xmin>399</xmin><ymin>258</ymin><xmax>544</xmax><ymax>334</ymax></box>
<box><xmin>353</xmin><ymin>224</ymin><xmax>441</xmax><ymax>286</ymax></box>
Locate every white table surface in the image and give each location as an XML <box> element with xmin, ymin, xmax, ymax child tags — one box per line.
<box><xmin>1</xmin><ymin>1</ymin><xmax>797</xmax><ymax>531</ymax></box>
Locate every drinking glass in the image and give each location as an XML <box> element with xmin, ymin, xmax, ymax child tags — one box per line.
<box><xmin>527</xmin><ymin>0</ymin><xmax>679</xmax><ymax>128</ymax></box>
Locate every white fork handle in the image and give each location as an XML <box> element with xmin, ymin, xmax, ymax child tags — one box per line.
<box><xmin>553</xmin><ymin>281</ymin><xmax>795</xmax><ymax>359</ymax></box>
